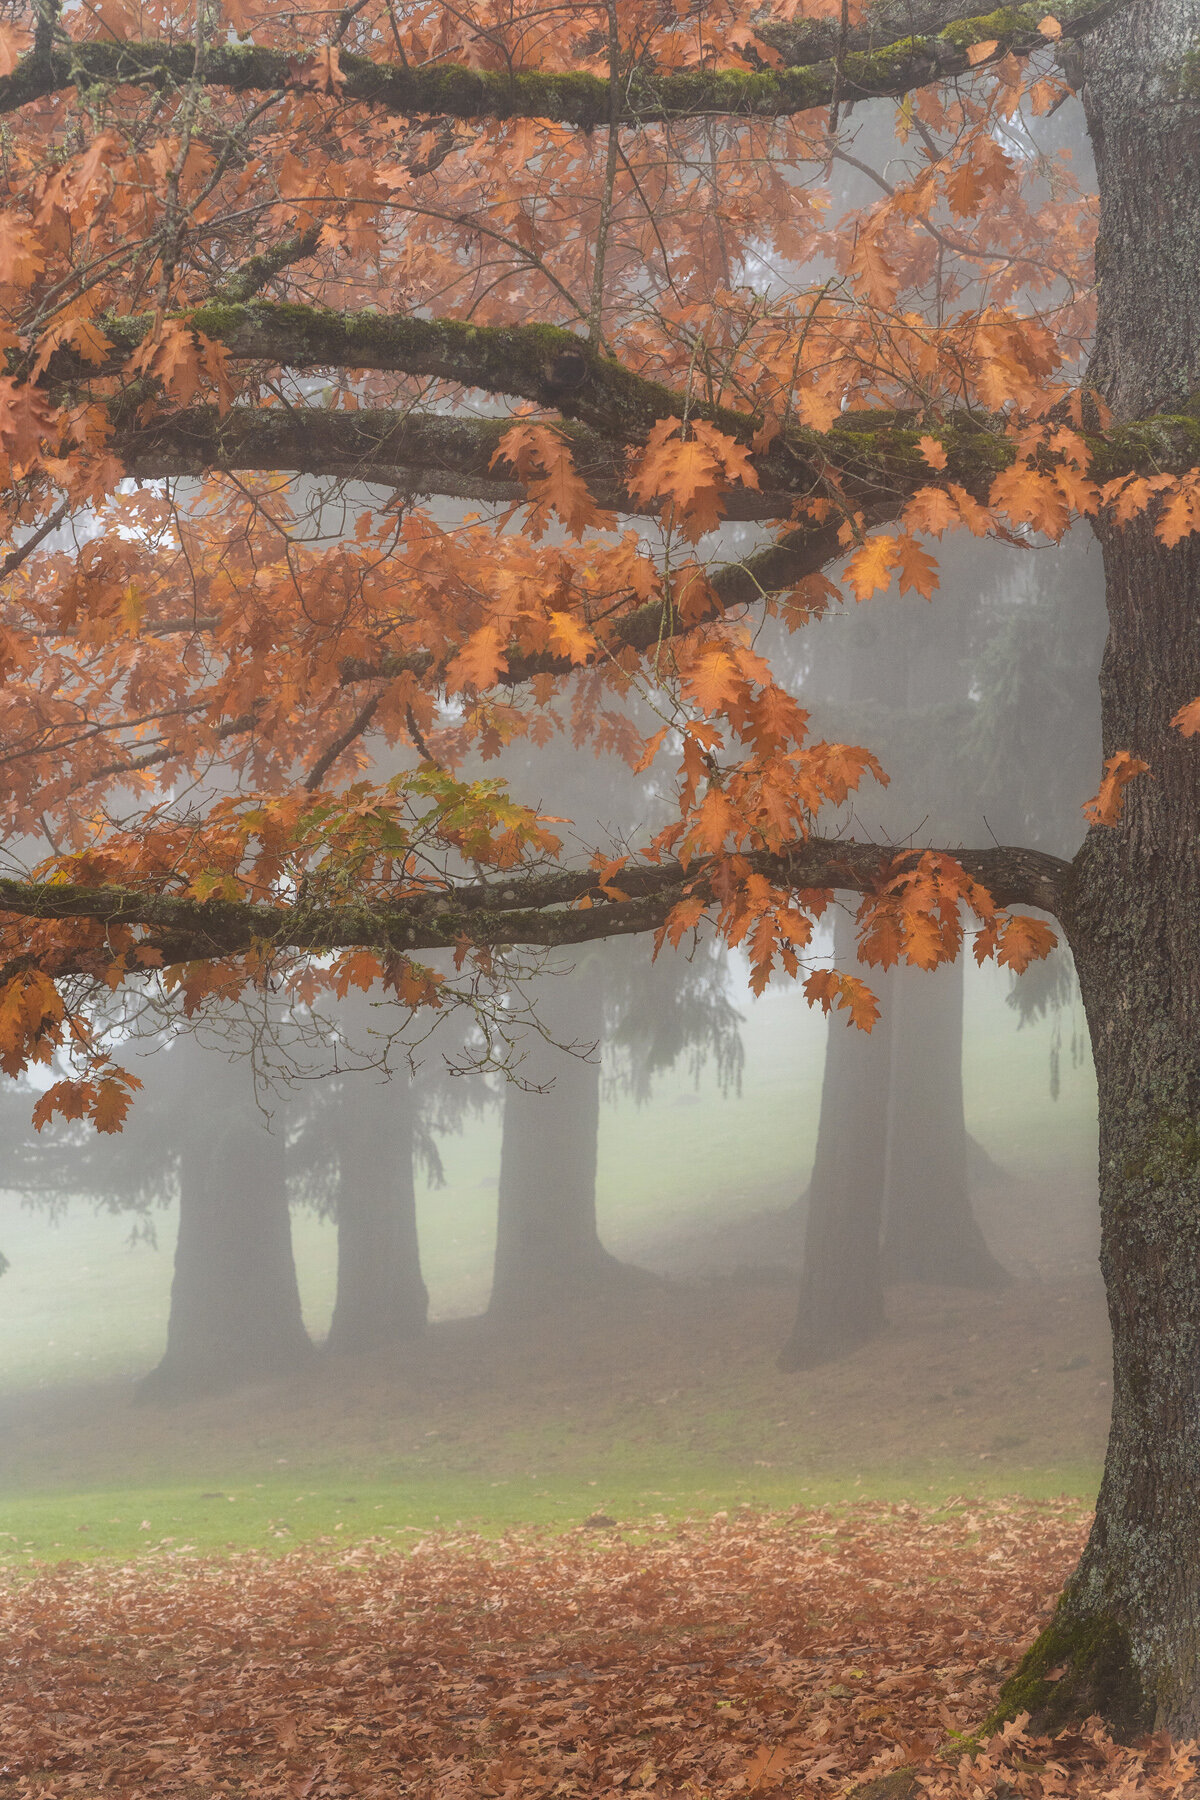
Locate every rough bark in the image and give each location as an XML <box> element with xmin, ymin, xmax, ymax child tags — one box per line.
<box><xmin>138</xmin><ymin>1071</ymin><xmax>313</xmax><ymax>1400</ymax></box>
<box><xmin>488</xmin><ymin>957</ymin><xmax>635</xmax><ymax>1320</ymax></box>
<box><xmin>990</xmin><ymin>0</ymin><xmax>1200</xmax><ymax>1737</ymax></box>
<box><xmin>779</xmin><ymin>913</ymin><xmax>893</xmax><ymax>1370</ymax></box>
<box><xmin>326</xmin><ymin>1072</ymin><xmax>428</xmax><ymax>1355</ymax></box>
<box><xmin>881</xmin><ymin>957</ymin><xmax>1010</xmax><ymax>1288</ymax></box>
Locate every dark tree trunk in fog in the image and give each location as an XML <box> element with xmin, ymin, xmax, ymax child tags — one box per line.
<box><xmin>881</xmin><ymin>957</ymin><xmax>1009</xmax><ymax>1288</ymax></box>
<box><xmin>779</xmin><ymin>913</ymin><xmax>893</xmax><ymax>1370</ymax></box>
<box><xmin>139</xmin><ymin>1109</ymin><xmax>313</xmax><ymax>1400</ymax></box>
<box><xmin>326</xmin><ymin>1074</ymin><xmax>428</xmax><ymax>1354</ymax></box>
<box><xmin>988</xmin><ymin>0</ymin><xmax>1200</xmax><ymax>1737</ymax></box>
<box><xmin>488</xmin><ymin>956</ymin><xmax>632</xmax><ymax>1319</ymax></box>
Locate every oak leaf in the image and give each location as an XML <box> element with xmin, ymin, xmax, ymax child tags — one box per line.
<box><xmin>1082</xmin><ymin>750</ymin><xmax>1150</xmax><ymax>826</ymax></box>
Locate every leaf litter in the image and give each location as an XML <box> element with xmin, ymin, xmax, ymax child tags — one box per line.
<box><xmin>0</xmin><ymin>1499</ymin><xmax>1196</xmax><ymax>1798</ymax></box>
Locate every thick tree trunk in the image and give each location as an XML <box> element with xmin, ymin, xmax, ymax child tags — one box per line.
<box><xmin>326</xmin><ymin>1074</ymin><xmax>428</xmax><ymax>1354</ymax></box>
<box><xmin>779</xmin><ymin>913</ymin><xmax>894</xmax><ymax>1369</ymax></box>
<box><xmin>881</xmin><ymin>957</ymin><xmax>1009</xmax><ymax>1288</ymax></box>
<box><xmin>993</xmin><ymin>0</ymin><xmax>1200</xmax><ymax>1736</ymax></box>
<box><xmin>139</xmin><ymin>1100</ymin><xmax>313</xmax><ymax>1400</ymax></box>
<box><xmin>488</xmin><ymin>956</ymin><xmax>633</xmax><ymax>1319</ymax></box>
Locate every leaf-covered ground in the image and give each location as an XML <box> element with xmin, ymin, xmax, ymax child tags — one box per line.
<box><xmin>2</xmin><ymin>1500</ymin><xmax>1196</xmax><ymax>1798</ymax></box>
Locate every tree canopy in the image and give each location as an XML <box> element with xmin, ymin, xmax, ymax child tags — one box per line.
<box><xmin>1</xmin><ymin>0</ymin><xmax>1156</xmax><ymax>1129</ymax></box>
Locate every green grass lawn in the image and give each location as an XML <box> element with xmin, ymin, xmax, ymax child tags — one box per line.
<box><xmin>0</xmin><ymin>1458</ymin><xmax>1103</xmax><ymax>1569</ymax></box>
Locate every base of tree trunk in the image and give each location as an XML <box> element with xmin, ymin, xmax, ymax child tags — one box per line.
<box><xmin>984</xmin><ymin>1605</ymin><xmax>1151</xmax><ymax>1743</ymax></box>
<box><xmin>879</xmin><ymin>1234</ymin><xmax>1013</xmax><ymax>1291</ymax></box>
<box><xmin>324</xmin><ymin>1310</ymin><xmax>427</xmax><ymax>1356</ymax></box>
<box><xmin>487</xmin><ymin>1248</ymin><xmax>663</xmax><ymax>1321</ymax></box>
<box><xmin>776</xmin><ymin>1302</ymin><xmax>883</xmax><ymax>1372</ymax></box>
<box><xmin>134</xmin><ymin>1340</ymin><xmax>316</xmax><ymax>1404</ymax></box>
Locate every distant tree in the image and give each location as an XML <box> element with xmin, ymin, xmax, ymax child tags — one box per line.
<box><xmin>488</xmin><ymin>933</ymin><xmax>742</xmax><ymax>1321</ymax></box>
<box><xmin>141</xmin><ymin>1040</ymin><xmax>312</xmax><ymax>1399</ymax></box>
<box><xmin>289</xmin><ymin>992</ymin><xmax>485</xmax><ymax>1354</ymax></box>
<box><xmin>11</xmin><ymin>1029</ymin><xmax>313</xmax><ymax>1398</ymax></box>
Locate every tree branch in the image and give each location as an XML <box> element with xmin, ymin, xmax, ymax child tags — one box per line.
<box><xmin>0</xmin><ymin>840</ymin><xmax>1070</xmax><ymax>976</ymax></box>
<box><xmin>211</xmin><ymin>222</ymin><xmax>324</xmax><ymax>305</ymax></box>
<box><xmin>0</xmin><ymin>1</ymin><xmax>1116</xmax><ymax>126</ymax></box>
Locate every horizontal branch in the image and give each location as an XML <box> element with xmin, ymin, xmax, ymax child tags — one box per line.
<box><xmin>0</xmin><ymin>841</ymin><xmax>1070</xmax><ymax>978</ymax></box>
<box><xmin>117</xmin><ymin>399</ymin><xmax>813</xmax><ymax>521</ymax></box>
<box><xmin>1</xmin><ymin>2</ymin><xmax>1113</xmax><ymax>127</ymax></box>
<box><xmin>88</xmin><ymin>304</ymin><xmax>1200</xmax><ymax>513</ymax></box>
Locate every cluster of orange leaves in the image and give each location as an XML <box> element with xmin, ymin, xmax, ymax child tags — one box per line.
<box><xmin>1</xmin><ymin>1502</ymin><xmax>1198</xmax><ymax>1798</ymax></box>
<box><xmin>0</xmin><ymin>771</ymin><xmax>563</xmax><ymax>1131</ymax></box>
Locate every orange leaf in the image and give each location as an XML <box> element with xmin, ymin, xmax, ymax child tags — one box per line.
<box><xmin>683</xmin><ymin>642</ymin><xmax>742</xmax><ymax>712</ymax></box>
<box><xmin>917</xmin><ymin>435</ymin><xmax>948</xmax><ymax>471</ymax></box>
<box><xmin>1082</xmin><ymin>750</ymin><xmax>1150</xmax><ymax>826</ymax></box>
<box><xmin>445</xmin><ymin>623</ymin><xmax>506</xmax><ymax>693</ymax></box>
<box><xmin>966</xmin><ymin>37</ymin><xmax>1000</xmax><ymax>64</ymax></box>
<box><xmin>547</xmin><ymin>611</ymin><xmax>598</xmax><ymax>664</ymax></box>
<box><xmin>0</xmin><ymin>25</ymin><xmax>22</xmax><ymax>76</ymax></box>
<box><xmin>996</xmin><ymin>914</ymin><xmax>1058</xmax><ymax>973</ymax></box>
<box><xmin>895</xmin><ymin>535</ymin><xmax>940</xmax><ymax>599</ymax></box>
<box><xmin>843</xmin><ymin>535</ymin><xmax>900</xmax><ymax>601</ymax></box>
<box><xmin>1171</xmin><ymin>698</ymin><xmax>1200</xmax><ymax>737</ymax></box>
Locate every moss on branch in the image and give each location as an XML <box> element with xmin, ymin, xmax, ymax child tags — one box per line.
<box><xmin>0</xmin><ymin>841</ymin><xmax>1069</xmax><ymax>977</ymax></box>
<box><xmin>0</xmin><ymin>0</ymin><xmax>1119</xmax><ymax>125</ymax></box>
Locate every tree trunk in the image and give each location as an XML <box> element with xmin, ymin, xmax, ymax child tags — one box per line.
<box><xmin>326</xmin><ymin>1073</ymin><xmax>428</xmax><ymax>1354</ymax></box>
<box><xmin>779</xmin><ymin>912</ymin><xmax>894</xmax><ymax>1369</ymax></box>
<box><xmin>881</xmin><ymin>956</ymin><xmax>1009</xmax><ymax>1288</ymax></box>
<box><xmin>488</xmin><ymin>955</ymin><xmax>631</xmax><ymax>1319</ymax></box>
<box><xmin>139</xmin><ymin>1099</ymin><xmax>313</xmax><ymax>1401</ymax></box>
<box><xmin>992</xmin><ymin>0</ymin><xmax>1200</xmax><ymax>1735</ymax></box>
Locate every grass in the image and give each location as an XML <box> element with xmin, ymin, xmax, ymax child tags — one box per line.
<box><xmin>0</xmin><ymin>1461</ymin><xmax>1102</xmax><ymax>1568</ymax></box>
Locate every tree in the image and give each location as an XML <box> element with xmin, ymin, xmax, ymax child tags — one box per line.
<box><xmin>488</xmin><ymin>932</ymin><xmax>741</xmax><ymax>1320</ymax></box>
<box><xmin>10</xmin><ymin>1030</ymin><xmax>315</xmax><ymax>1396</ymax></box>
<box><xmin>1</xmin><ymin>0</ymin><xmax>1198</xmax><ymax>1737</ymax></box>
<box><xmin>142</xmin><ymin>1040</ymin><xmax>313</xmax><ymax>1398</ymax></box>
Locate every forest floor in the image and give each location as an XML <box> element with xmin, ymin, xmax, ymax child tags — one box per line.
<box><xmin>3</xmin><ymin>1500</ymin><xmax>1198</xmax><ymax>1799</ymax></box>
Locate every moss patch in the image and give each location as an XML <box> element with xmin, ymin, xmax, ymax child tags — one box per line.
<box><xmin>985</xmin><ymin>1606</ymin><xmax>1151</xmax><ymax>1742</ymax></box>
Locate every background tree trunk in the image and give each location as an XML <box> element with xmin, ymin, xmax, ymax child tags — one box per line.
<box><xmin>488</xmin><ymin>956</ymin><xmax>632</xmax><ymax>1320</ymax></box>
<box><xmin>778</xmin><ymin>911</ymin><xmax>894</xmax><ymax>1370</ymax></box>
<box><xmin>326</xmin><ymin>1073</ymin><xmax>428</xmax><ymax>1354</ymax></box>
<box><xmin>881</xmin><ymin>956</ymin><xmax>1010</xmax><ymax>1288</ymax></box>
<box><xmin>139</xmin><ymin>1095</ymin><xmax>313</xmax><ymax>1400</ymax></box>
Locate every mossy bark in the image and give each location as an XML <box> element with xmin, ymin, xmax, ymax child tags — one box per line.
<box><xmin>0</xmin><ymin>3</ymin><xmax>1116</xmax><ymax>129</ymax></box>
<box><xmin>991</xmin><ymin>0</ymin><xmax>1200</xmax><ymax>1737</ymax></box>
